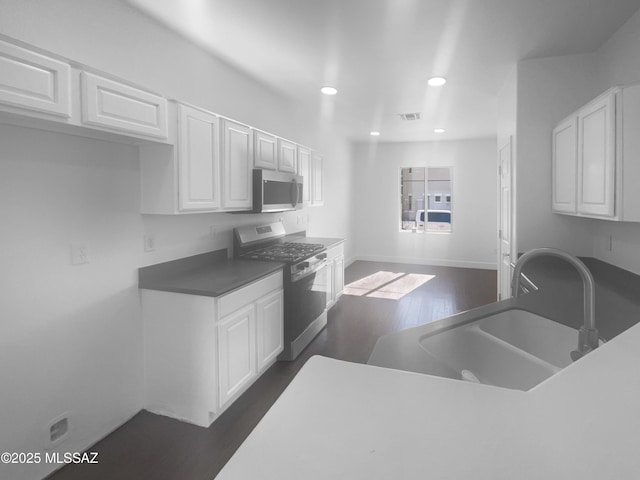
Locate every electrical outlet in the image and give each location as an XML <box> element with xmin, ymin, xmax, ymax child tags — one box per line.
<box><xmin>607</xmin><ymin>235</ymin><xmax>613</xmax><ymax>252</ymax></box>
<box><xmin>210</xmin><ymin>226</ymin><xmax>218</xmax><ymax>238</ymax></box>
<box><xmin>144</xmin><ymin>234</ymin><xmax>156</xmax><ymax>252</ymax></box>
<box><xmin>46</xmin><ymin>413</ymin><xmax>70</xmax><ymax>449</ymax></box>
<box><xmin>70</xmin><ymin>244</ymin><xmax>89</xmax><ymax>265</ymax></box>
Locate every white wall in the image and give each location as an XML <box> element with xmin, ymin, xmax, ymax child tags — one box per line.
<box><xmin>352</xmin><ymin>138</ymin><xmax>497</xmax><ymax>269</ymax></box>
<box><xmin>0</xmin><ymin>126</ymin><xmax>144</xmax><ymax>479</ymax></box>
<box><xmin>0</xmin><ymin>1</ymin><xmax>353</xmax><ymax>478</ymax></box>
<box><xmin>515</xmin><ymin>53</ymin><xmax>602</xmax><ymax>255</ymax></box>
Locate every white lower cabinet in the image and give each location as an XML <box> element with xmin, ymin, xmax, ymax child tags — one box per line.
<box><xmin>218</xmin><ymin>304</ymin><xmax>257</xmax><ymax>406</ymax></box>
<box><xmin>326</xmin><ymin>243</ymin><xmax>345</xmax><ymax>309</ymax></box>
<box><xmin>143</xmin><ymin>271</ymin><xmax>283</xmax><ymax>427</ymax></box>
<box><xmin>256</xmin><ymin>289</ymin><xmax>284</xmax><ymax>372</ymax></box>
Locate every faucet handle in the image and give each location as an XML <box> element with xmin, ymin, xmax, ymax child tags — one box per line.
<box><xmin>577</xmin><ymin>326</ymin><xmax>600</xmax><ymax>355</ymax></box>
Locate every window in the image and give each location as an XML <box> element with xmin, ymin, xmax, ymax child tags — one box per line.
<box><xmin>400</xmin><ymin>167</ymin><xmax>452</xmax><ymax>233</ymax></box>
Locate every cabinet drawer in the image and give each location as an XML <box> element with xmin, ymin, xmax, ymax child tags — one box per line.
<box><xmin>0</xmin><ymin>40</ymin><xmax>71</xmax><ymax>117</ymax></box>
<box><xmin>218</xmin><ymin>271</ymin><xmax>283</xmax><ymax>318</ymax></box>
<box><xmin>81</xmin><ymin>72</ymin><xmax>168</xmax><ymax>139</ymax></box>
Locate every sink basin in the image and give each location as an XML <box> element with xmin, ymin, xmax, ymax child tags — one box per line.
<box><xmin>418</xmin><ymin>309</ymin><xmax>579</xmax><ymax>391</ymax></box>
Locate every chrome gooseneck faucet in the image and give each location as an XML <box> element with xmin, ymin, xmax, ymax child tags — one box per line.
<box><xmin>511</xmin><ymin>248</ymin><xmax>599</xmax><ymax>360</ymax></box>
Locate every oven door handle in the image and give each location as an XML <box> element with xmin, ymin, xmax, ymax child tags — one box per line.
<box><xmin>291</xmin><ymin>259</ymin><xmax>328</xmax><ymax>282</ymax></box>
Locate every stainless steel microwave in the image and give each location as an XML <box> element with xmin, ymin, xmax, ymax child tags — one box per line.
<box><xmin>252</xmin><ymin>169</ymin><xmax>303</xmax><ymax>213</ymax></box>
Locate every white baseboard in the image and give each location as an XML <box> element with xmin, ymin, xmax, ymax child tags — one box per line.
<box><xmin>352</xmin><ymin>255</ymin><xmax>497</xmax><ymax>270</ymax></box>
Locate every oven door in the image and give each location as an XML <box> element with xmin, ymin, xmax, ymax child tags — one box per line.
<box><xmin>285</xmin><ymin>260</ymin><xmax>328</xmax><ymax>349</ymax></box>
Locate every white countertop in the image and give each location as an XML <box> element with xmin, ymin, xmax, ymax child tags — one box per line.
<box><xmin>215</xmin><ymin>320</ymin><xmax>640</xmax><ymax>479</ymax></box>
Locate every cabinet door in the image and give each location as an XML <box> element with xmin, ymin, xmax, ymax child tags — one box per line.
<box><xmin>81</xmin><ymin>72</ymin><xmax>168</xmax><ymax>139</ymax></box>
<box><xmin>297</xmin><ymin>146</ymin><xmax>312</xmax><ymax>204</ymax></box>
<box><xmin>311</xmin><ymin>153</ymin><xmax>324</xmax><ymax>206</ymax></box>
<box><xmin>334</xmin><ymin>255</ymin><xmax>344</xmax><ymax>301</ymax></box>
<box><xmin>256</xmin><ymin>290</ymin><xmax>283</xmax><ymax>372</ymax></box>
<box><xmin>552</xmin><ymin>117</ymin><xmax>578</xmax><ymax>213</ymax></box>
<box><xmin>577</xmin><ymin>92</ymin><xmax>616</xmax><ymax>217</ymax></box>
<box><xmin>0</xmin><ymin>40</ymin><xmax>71</xmax><ymax>117</ymax></box>
<box><xmin>222</xmin><ymin>119</ymin><xmax>253</xmax><ymax>210</ymax></box>
<box><xmin>254</xmin><ymin>130</ymin><xmax>277</xmax><ymax>170</ymax></box>
<box><xmin>218</xmin><ymin>304</ymin><xmax>256</xmax><ymax>407</ymax></box>
<box><xmin>178</xmin><ymin>104</ymin><xmax>222</xmax><ymax>211</ymax></box>
<box><xmin>277</xmin><ymin>138</ymin><xmax>297</xmax><ymax>173</ymax></box>
<box><xmin>326</xmin><ymin>260</ymin><xmax>335</xmax><ymax>308</ymax></box>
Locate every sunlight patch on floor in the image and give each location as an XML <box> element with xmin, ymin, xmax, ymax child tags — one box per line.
<box><xmin>343</xmin><ymin>271</ymin><xmax>435</xmax><ymax>300</ymax></box>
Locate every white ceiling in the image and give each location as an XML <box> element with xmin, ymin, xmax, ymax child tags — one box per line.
<box><xmin>125</xmin><ymin>0</ymin><xmax>640</xmax><ymax>142</ymax></box>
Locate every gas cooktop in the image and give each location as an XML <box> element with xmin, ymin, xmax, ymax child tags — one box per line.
<box><xmin>240</xmin><ymin>242</ymin><xmax>325</xmax><ymax>263</ymax></box>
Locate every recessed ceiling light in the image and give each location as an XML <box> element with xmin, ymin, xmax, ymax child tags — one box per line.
<box><xmin>427</xmin><ymin>76</ymin><xmax>447</xmax><ymax>87</ymax></box>
<box><xmin>321</xmin><ymin>86</ymin><xmax>338</xmax><ymax>95</ymax></box>
<box><xmin>434</xmin><ymin>128</ymin><xmax>446</xmax><ymax>133</ymax></box>
<box><xmin>370</xmin><ymin>131</ymin><xmax>381</xmax><ymax>136</ymax></box>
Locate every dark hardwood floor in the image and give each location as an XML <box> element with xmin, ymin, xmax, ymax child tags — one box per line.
<box><xmin>47</xmin><ymin>261</ymin><xmax>496</xmax><ymax>480</ymax></box>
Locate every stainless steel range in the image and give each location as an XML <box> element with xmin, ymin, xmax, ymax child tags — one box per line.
<box><xmin>234</xmin><ymin>222</ymin><xmax>328</xmax><ymax>360</ymax></box>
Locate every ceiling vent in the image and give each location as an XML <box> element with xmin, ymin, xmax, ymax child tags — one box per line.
<box><xmin>398</xmin><ymin>112</ymin><xmax>421</xmax><ymax>121</ymax></box>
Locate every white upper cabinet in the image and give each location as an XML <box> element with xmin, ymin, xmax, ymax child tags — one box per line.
<box><xmin>620</xmin><ymin>84</ymin><xmax>640</xmax><ymax>222</ymax></box>
<box><xmin>254</xmin><ymin>130</ymin><xmax>277</xmax><ymax>170</ymax></box>
<box><xmin>552</xmin><ymin>85</ymin><xmax>640</xmax><ymax>222</ymax></box>
<box><xmin>178</xmin><ymin>104</ymin><xmax>221</xmax><ymax>211</ymax></box>
<box><xmin>311</xmin><ymin>152</ymin><xmax>324</xmax><ymax>206</ymax></box>
<box><xmin>0</xmin><ymin>39</ymin><xmax>71</xmax><ymax>118</ymax></box>
<box><xmin>297</xmin><ymin>145</ymin><xmax>312</xmax><ymax>204</ymax></box>
<box><xmin>81</xmin><ymin>72</ymin><xmax>168</xmax><ymax>139</ymax></box>
<box><xmin>0</xmin><ymin>36</ymin><xmax>325</xmax><ymax>215</ymax></box>
<box><xmin>577</xmin><ymin>92</ymin><xmax>615</xmax><ymax>217</ymax></box>
<box><xmin>552</xmin><ymin>116</ymin><xmax>578</xmax><ymax>213</ymax></box>
<box><xmin>277</xmin><ymin>138</ymin><xmax>298</xmax><ymax>173</ymax></box>
<box><xmin>221</xmin><ymin>119</ymin><xmax>253</xmax><ymax>210</ymax></box>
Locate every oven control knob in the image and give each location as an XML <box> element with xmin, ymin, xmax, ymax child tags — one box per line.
<box><xmin>297</xmin><ymin>262</ymin><xmax>309</xmax><ymax>270</ymax></box>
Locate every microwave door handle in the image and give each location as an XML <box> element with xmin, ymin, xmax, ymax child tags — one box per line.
<box><xmin>290</xmin><ymin>179</ymin><xmax>298</xmax><ymax>208</ymax></box>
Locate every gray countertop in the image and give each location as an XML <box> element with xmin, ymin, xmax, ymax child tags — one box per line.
<box><xmin>138</xmin><ymin>249</ymin><xmax>284</xmax><ymax>297</ymax></box>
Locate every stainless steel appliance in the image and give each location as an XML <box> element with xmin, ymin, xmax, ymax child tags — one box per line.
<box><xmin>252</xmin><ymin>169</ymin><xmax>303</xmax><ymax>213</ymax></box>
<box><xmin>234</xmin><ymin>222</ymin><xmax>327</xmax><ymax>360</ymax></box>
